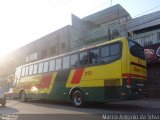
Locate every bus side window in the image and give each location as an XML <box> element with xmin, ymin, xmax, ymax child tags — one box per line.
<box><xmin>110</xmin><ymin>43</ymin><xmax>121</xmax><ymax>60</ymax></box>
<box><xmin>43</xmin><ymin>61</ymin><xmax>49</xmax><ymax>73</ymax></box>
<box><xmin>110</xmin><ymin>44</ymin><xmax>120</xmax><ymax>56</ymax></box>
<box><xmin>63</xmin><ymin>56</ymin><xmax>70</xmax><ymax>69</ymax></box>
<box><xmin>33</xmin><ymin>64</ymin><xmax>38</xmax><ymax>75</ymax></box>
<box><xmin>38</xmin><ymin>63</ymin><xmax>43</xmax><ymax>74</ymax></box>
<box><xmin>101</xmin><ymin>43</ymin><xmax>121</xmax><ymax>63</ymax></box>
<box><xmin>55</xmin><ymin>58</ymin><xmax>62</xmax><ymax>70</ymax></box>
<box><xmin>29</xmin><ymin>65</ymin><xmax>33</xmax><ymax>75</ymax></box>
<box><xmin>80</xmin><ymin>51</ymin><xmax>88</xmax><ymax>66</ymax></box>
<box><xmin>49</xmin><ymin>59</ymin><xmax>55</xmax><ymax>71</ymax></box>
<box><xmin>101</xmin><ymin>45</ymin><xmax>109</xmax><ymax>63</ymax></box>
<box><xmin>25</xmin><ymin>66</ymin><xmax>29</xmax><ymax>76</ymax></box>
<box><xmin>21</xmin><ymin>67</ymin><xmax>25</xmax><ymax>76</ymax></box>
<box><xmin>89</xmin><ymin>48</ymin><xmax>100</xmax><ymax>65</ymax></box>
<box><xmin>70</xmin><ymin>54</ymin><xmax>78</xmax><ymax>68</ymax></box>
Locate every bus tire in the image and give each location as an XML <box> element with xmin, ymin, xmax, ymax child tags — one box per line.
<box><xmin>71</xmin><ymin>90</ymin><xmax>85</xmax><ymax>107</ymax></box>
<box><xmin>20</xmin><ymin>91</ymin><xmax>27</xmax><ymax>102</ymax></box>
<box><xmin>1</xmin><ymin>99</ymin><xmax>6</xmax><ymax>107</ymax></box>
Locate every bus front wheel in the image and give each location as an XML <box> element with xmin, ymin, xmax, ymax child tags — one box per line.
<box><xmin>71</xmin><ymin>90</ymin><xmax>85</xmax><ymax>107</ymax></box>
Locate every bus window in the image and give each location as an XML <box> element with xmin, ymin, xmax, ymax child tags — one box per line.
<box><xmin>101</xmin><ymin>43</ymin><xmax>121</xmax><ymax>63</ymax></box>
<box><xmin>29</xmin><ymin>65</ymin><xmax>33</xmax><ymax>75</ymax></box>
<box><xmin>129</xmin><ymin>40</ymin><xmax>145</xmax><ymax>60</ymax></box>
<box><xmin>38</xmin><ymin>63</ymin><xmax>43</xmax><ymax>73</ymax></box>
<box><xmin>70</xmin><ymin>54</ymin><xmax>78</xmax><ymax>68</ymax></box>
<box><xmin>49</xmin><ymin>59</ymin><xmax>55</xmax><ymax>71</ymax></box>
<box><xmin>110</xmin><ymin>43</ymin><xmax>121</xmax><ymax>60</ymax></box>
<box><xmin>25</xmin><ymin>66</ymin><xmax>29</xmax><ymax>76</ymax></box>
<box><xmin>33</xmin><ymin>64</ymin><xmax>38</xmax><ymax>75</ymax></box>
<box><xmin>89</xmin><ymin>48</ymin><xmax>100</xmax><ymax>64</ymax></box>
<box><xmin>80</xmin><ymin>51</ymin><xmax>88</xmax><ymax>66</ymax></box>
<box><xmin>21</xmin><ymin>67</ymin><xmax>25</xmax><ymax>76</ymax></box>
<box><xmin>101</xmin><ymin>46</ymin><xmax>109</xmax><ymax>63</ymax></box>
<box><xmin>110</xmin><ymin>44</ymin><xmax>120</xmax><ymax>56</ymax></box>
<box><xmin>63</xmin><ymin>56</ymin><xmax>70</xmax><ymax>69</ymax></box>
<box><xmin>55</xmin><ymin>58</ymin><xmax>62</xmax><ymax>70</ymax></box>
<box><xmin>43</xmin><ymin>61</ymin><xmax>49</xmax><ymax>73</ymax></box>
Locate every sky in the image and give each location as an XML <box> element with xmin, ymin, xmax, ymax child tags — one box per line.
<box><xmin>0</xmin><ymin>0</ymin><xmax>160</xmax><ymax>57</ymax></box>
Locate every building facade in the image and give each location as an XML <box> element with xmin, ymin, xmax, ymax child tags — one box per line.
<box><xmin>0</xmin><ymin>4</ymin><xmax>131</xmax><ymax>78</ymax></box>
<box><xmin>128</xmin><ymin>11</ymin><xmax>160</xmax><ymax>97</ymax></box>
<box><xmin>0</xmin><ymin>25</ymin><xmax>71</xmax><ymax>76</ymax></box>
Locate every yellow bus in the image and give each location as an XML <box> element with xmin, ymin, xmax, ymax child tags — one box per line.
<box><xmin>13</xmin><ymin>37</ymin><xmax>147</xmax><ymax>107</ymax></box>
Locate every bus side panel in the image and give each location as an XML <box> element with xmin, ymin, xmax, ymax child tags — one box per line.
<box><xmin>21</xmin><ymin>70</ymin><xmax>71</xmax><ymax>101</ymax></box>
<box><xmin>49</xmin><ymin>70</ymin><xmax>71</xmax><ymax>101</ymax></box>
<box><xmin>66</xmin><ymin>59</ymin><xmax>122</xmax><ymax>102</ymax></box>
<box><xmin>80</xmin><ymin>86</ymin><xmax>123</xmax><ymax>102</ymax></box>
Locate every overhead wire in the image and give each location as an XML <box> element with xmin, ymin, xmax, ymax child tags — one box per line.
<box><xmin>133</xmin><ymin>5</ymin><xmax>160</xmax><ymax>18</ymax></box>
<box><xmin>119</xmin><ymin>5</ymin><xmax>160</xmax><ymax>29</ymax></box>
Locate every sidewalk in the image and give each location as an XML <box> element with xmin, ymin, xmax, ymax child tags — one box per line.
<box><xmin>111</xmin><ymin>98</ymin><xmax>160</xmax><ymax>109</ymax></box>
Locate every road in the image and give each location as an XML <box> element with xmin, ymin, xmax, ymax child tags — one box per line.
<box><xmin>0</xmin><ymin>99</ymin><xmax>160</xmax><ymax>120</ymax></box>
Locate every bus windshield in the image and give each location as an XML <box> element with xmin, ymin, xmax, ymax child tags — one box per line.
<box><xmin>129</xmin><ymin>40</ymin><xmax>145</xmax><ymax>60</ymax></box>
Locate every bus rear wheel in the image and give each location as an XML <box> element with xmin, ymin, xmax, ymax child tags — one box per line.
<box><xmin>71</xmin><ymin>90</ymin><xmax>85</xmax><ymax>107</ymax></box>
<box><xmin>20</xmin><ymin>91</ymin><xmax>27</xmax><ymax>102</ymax></box>
<box><xmin>1</xmin><ymin>99</ymin><xmax>6</xmax><ymax>107</ymax></box>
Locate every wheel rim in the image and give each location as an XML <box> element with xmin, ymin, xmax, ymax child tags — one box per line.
<box><xmin>74</xmin><ymin>94</ymin><xmax>82</xmax><ymax>106</ymax></box>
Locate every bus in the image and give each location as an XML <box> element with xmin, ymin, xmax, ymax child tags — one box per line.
<box><xmin>12</xmin><ymin>37</ymin><xmax>147</xmax><ymax>107</ymax></box>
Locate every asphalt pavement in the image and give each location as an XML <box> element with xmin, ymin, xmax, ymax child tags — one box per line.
<box><xmin>0</xmin><ymin>98</ymin><xmax>160</xmax><ymax>120</ymax></box>
<box><xmin>110</xmin><ymin>98</ymin><xmax>160</xmax><ymax>109</ymax></box>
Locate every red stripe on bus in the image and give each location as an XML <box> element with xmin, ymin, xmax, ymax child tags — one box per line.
<box><xmin>71</xmin><ymin>68</ymin><xmax>85</xmax><ymax>84</ymax></box>
<box><xmin>37</xmin><ymin>73</ymin><xmax>53</xmax><ymax>88</ymax></box>
<box><xmin>122</xmin><ymin>73</ymin><xmax>130</xmax><ymax>77</ymax></box>
<box><xmin>122</xmin><ymin>73</ymin><xmax>146</xmax><ymax>79</ymax></box>
<box><xmin>17</xmin><ymin>73</ymin><xmax>53</xmax><ymax>89</ymax></box>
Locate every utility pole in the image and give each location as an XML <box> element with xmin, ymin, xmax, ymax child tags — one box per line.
<box><xmin>110</xmin><ymin>0</ymin><xmax>112</xmax><ymax>7</ymax></box>
<box><xmin>108</xmin><ymin>0</ymin><xmax>112</xmax><ymax>40</ymax></box>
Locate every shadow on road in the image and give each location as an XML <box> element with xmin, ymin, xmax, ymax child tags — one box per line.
<box><xmin>0</xmin><ymin>106</ymin><xmax>19</xmax><ymax>114</ymax></box>
<box><xmin>23</xmin><ymin>99</ymin><xmax>160</xmax><ymax>114</ymax></box>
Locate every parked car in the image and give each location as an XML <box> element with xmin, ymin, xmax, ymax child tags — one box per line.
<box><xmin>0</xmin><ymin>87</ymin><xmax>6</xmax><ymax>106</ymax></box>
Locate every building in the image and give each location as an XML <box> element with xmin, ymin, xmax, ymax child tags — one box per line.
<box><xmin>70</xmin><ymin>4</ymin><xmax>131</xmax><ymax>50</ymax></box>
<box><xmin>128</xmin><ymin>11</ymin><xmax>160</xmax><ymax>97</ymax></box>
<box><xmin>0</xmin><ymin>25</ymin><xmax>71</xmax><ymax>76</ymax></box>
<box><xmin>0</xmin><ymin>4</ymin><xmax>131</xmax><ymax>77</ymax></box>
